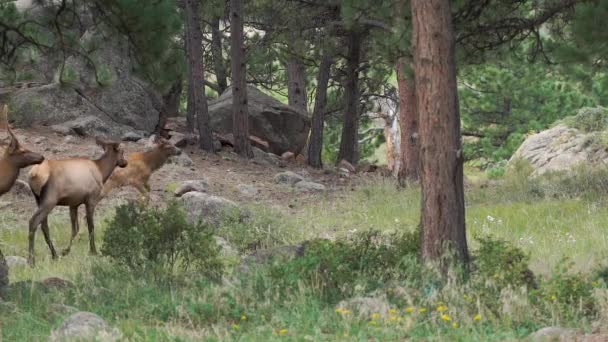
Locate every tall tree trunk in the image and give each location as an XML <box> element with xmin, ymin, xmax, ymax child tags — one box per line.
<box><xmin>230</xmin><ymin>0</ymin><xmax>253</xmax><ymax>158</ymax></box>
<box><xmin>286</xmin><ymin>57</ymin><xmax>308</xmax><ymax>114</ymax></box>
<box><xmin>155</xmin><ymin>79</ymin><xmax>182</xmax><ymax>135</ymax></box>
<box><xmin>307</xmin><ymin>53</ymin><xmax>332</xmax><ymax>168</ymax></box>
<box><xmin>396</xmin><ymin>57</ymin><xmax>419</xmax><ymax>185</ymax></box>
<box><xmin>337</xmin><ymin>31</ymin><xmax>362</xmax><ymax>165</ymax></box>
<box><xmin>411</xmin><ymin>0</ymin><xmax>469</xmax><ymax>265</ymax></box>
<box><xmin>185</xmin><ymin>0</ymin><xmax>214</xmax><ymax>151</ymax></box>
<box><xmin>211</xmin><ymin>16</ymin><xmax>228</xmax><ymax>94</ymax></box>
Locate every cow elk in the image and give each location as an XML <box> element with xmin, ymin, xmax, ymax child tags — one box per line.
<box><xmin>26</xmin><ymin>138</ymin><xmax>128</xmax><ymax>265</ymax></box>
<box><xmin>0</xmin><ymin>105</ymin><xmax>44</xmax><ymax>197</ymax></box>
<box><xmin>101</xmin><ymin>136</ymin><xmax>181</xmax><ymax>200</ymax></box>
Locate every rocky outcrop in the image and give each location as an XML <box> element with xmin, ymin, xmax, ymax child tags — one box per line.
<box><xmin>510</xmin><ymin>124</ymin><xmax>608</xmax><ymax>176</ymax></box>
<box><xmin>209</xmin><ymin>86</ymin><xmax>310</xmax><ymax>155</ymax></box>
<box><xmin>49</xmin><ymin>312</ymin><xmax>121</xmax><ymax>342</ymax></box>
<box><xmin>6</xmin><ymin>26</ymin><xmax>162</xmax><ymax>138</ymax></box>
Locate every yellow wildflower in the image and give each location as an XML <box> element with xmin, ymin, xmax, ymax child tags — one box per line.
<box><xmin>389</xmin><ymin>308</ymin><xmax>398</xmax><ymax>314</ymax></box>
<box><xmin>369</xmin><ymin>320</ymin><xmax>378</xmax><ymax>326</ymax></box>
<box><xmin>474</xmin><ymin>314</ymin><xmax>482</xmax><ymax>321</ymax></box>
<box><xmin>419</xmin><ymin>308</ymin><xmax>428</xmax><ymax>313</ymax></box>
<box><xmin>551</xmin><ymin>295</ymin><xmax>557</xmax><ymax>302</ymax></box>
<box><xmin>405</xmin><ymin>307</ymin><xmax>415</xmax><ymax>314</ymax></box>
<box><xmin>241</xmin><ymin>315</ymin><xmax>247</xmax><ymax>321</ymax></box>
<box><xmin>441</xmin><ymin>314</ymin><xmax>451</xmax><ymax>322</ymax></box>
<box><xmin>436</xmin><ymin>305</ymin><xmax>448</xmax><ymax>312</ymax></box>
<box><xmin>592</xmin><ymin>281</ymin><xmax>600</xmax><ymax>287</ymax></box>
<box><xmin>232</xmin><ymin>323</ymin><xmax>240</xmax><ymax>330</ymax></box>
<box><xmin>371</xmin><ymin>313</ymin><xmax>381</xmax><ymax>320</ymax></box>
<box><xmin>341</xmin><ymin>309</ymin><xmax>351</xmax><ymax>315</ymax></box>
<box><xmin>335</xmin><ymin>308</ymin><xmax>343</xmax><ymax>314</ymax></box>
<box><xmin>278</xmin><ymin>329</ymin><xmax>289</xmax><ymax>336</ymax></box>
<box><xmin>452</xmin><ymin>322</ymin><xmax>459</xmax><ymax>328</ymax></box>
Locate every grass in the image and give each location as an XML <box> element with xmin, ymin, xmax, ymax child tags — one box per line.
<box><xmin>2</xmin><ymin>171</ymin><xmax>608</xmax><ymax>340</ymax></box>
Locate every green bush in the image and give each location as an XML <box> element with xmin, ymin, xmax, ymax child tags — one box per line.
<box><xmin>268</xmin><ymin>229</ymin><xmax>424</xmax><ymax>303</ymax></box>
<box><xmin>563</xmin><ymin>106</ymin><xmax>608</xmax><ymax>132</ymax></box>
<box><xmin>101</xmin><ymin>200</ymin><xmax>223</xmax><ymax>283</ymax></box>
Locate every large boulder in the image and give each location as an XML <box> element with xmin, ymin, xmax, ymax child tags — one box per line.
<box><xmin>180</xmin><ymin>192</ymin><xmax>246</xmax><ymax>226</ymax></box>
<box><xmin>510</xmin><ymin>123</ymin><xmax>608</xmax><ymax>176</ymax></box>
<box><xmin>209</xmin><ymin>86</ymin><xmax>310</xmax><ymax>155</ymax></box>
<box><xmin>6</xmin><ymin>27</ymin><xmax>162</xmax><ymax>137</ymax></box>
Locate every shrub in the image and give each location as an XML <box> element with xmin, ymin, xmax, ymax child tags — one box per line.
<box><xmin>101</xmin><ymin>200</ymin><xmax>223</xmax><ymax>283</ymax></box>
<box><xmin>268</xmin><ymin>229</ymin><xmax>424</xmax><ymax>303</ymax></box>
<box><xmin>563</xmin><ymin>106</ymin><xmax>608</xmax><ymax>132</ymax></box>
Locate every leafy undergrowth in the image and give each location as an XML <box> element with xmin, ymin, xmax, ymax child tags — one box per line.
<box><xmin>2</xmin><ymin>175</ymin><xmax>608</xmax><ymax>341</ymax></box>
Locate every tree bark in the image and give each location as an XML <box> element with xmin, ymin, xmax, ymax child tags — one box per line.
<box><xmin>411</xmin><ymin>0</ymin><xmax>469</xmax><ymax>265</ymax></box>
<box><xmin>211</xmin><ymin>16</ymin><xmax>228</xmax><ymax>95</ymax></box>
<box><xmin>185</xmin><ymin>0</ymin><xmax>214</xmax><ymax>152</ymax></box>
<box><xmin>337</xmin><ymin>30</ymin><xmax>362</xmax><ymax>165</ymax></box>
<box><xmin>286</xmin><ymin>57</ymin><xmax>308</xmax><ymax>114</ymax></box>
<box><xmin>230</xmin><ymin>0</ymin><xmax>253</xmax><ymax>158</ymax></box>
<box><xmin>396</xmin><ymin>57</ymin><xmax>419</xmax><ymax>185</ymax></box>
<box><xmin>307</xmin><ymin>53</ymin><xmax>332</xmax><ymax>168</ymax></box>
<box><xmin>155</xmin><ymin>78</ymin><xmax>182</xmax><ymax>135</ymax></box>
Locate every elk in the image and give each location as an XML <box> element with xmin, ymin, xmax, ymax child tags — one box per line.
<box><xmin>0</xmin><ymin>105</ymin><xmax>44</xmax><ymax>196</ymax></box>
<box><xmin>101</xmin><ymin>136</ymin><xmax>181</xmax><ymax>200</ymax></box>
<box><xmin>27</xmin><ymin>138</ymin><xmax>128</xmax><ymax>265</ymax></box>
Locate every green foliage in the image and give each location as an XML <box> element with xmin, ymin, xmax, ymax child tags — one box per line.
<box><xmin>460</xmin><ymin>56</ymin><xmax>597</xmax><ymax>162</ymax></box>
<box><xmin>472</xmin><ymin>236</ymin><xmax>535</xmax><ymax>290</ymax></box>
<box><xmin>562</xmin><ymin>107</ymin><xmax>608</xmax><ymax>132</ymax></box>
<box><xmin>101</xmin><ymin>201</ymin><xmax>223</xmax><ymax>283</ymax></box>
<box><xmin>59</xmin><ymin>65</ymin><xmax>78</xmax><ymax>85</ymax></box>
<box><xmin>268</xmin><ymin>230</ymin><xmax>424</xmax><ymax>303</ymax></box>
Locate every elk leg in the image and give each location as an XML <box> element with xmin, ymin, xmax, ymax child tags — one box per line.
<box><xmin>134</xmin><ymin>182</ymin><xmax>150</xmax><ymax>203</ymax></box>
<box><xmin>40</xmin><ymin>218</ymin><xmax>58</xmax><ymax>260</ymax></box>
<box><xmin>84</xmin><ymin>202</ymin><xmax>98</xmax><ymax>255</ymax></box>
<box><xmin>62</xmin><ymin>206</ymin><xmax>80</xmax><ymax>256</ymax></box>
<box><xmin>28</xmin><ymin>204</ymin><xmax>54</xmax><ymax>266</ymax></box>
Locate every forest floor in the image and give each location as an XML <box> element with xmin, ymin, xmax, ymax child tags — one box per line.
<box><xmin>1</xmin><ymin>127</ymin><xmax>608</xmax><ymax>341</ymax></box>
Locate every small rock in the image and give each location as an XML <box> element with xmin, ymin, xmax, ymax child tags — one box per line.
<box><xmin>174</xmin><ymin>179</ymin><xmax>209</xmax><ymax>197</ymax></box>
<box><xmin>253</xmin><ymin>147</ymin><xmax>282</xmax><ymax>167</ymax></box>
<box><xmin>215</xmin><ymin>237</ymin><xmax>239</xmax><ymax>258</ymax></box>
<box><xmin>49</xmin><ymin>311</ymin><xmax>121</xmax><ymax>342</ymax></box>
<box><xmin>239</xmin><ymin>243</ymin><xmax>308</xmax><ymax>273</ymax></box>
<box><xmin>296</xmin><ymin>154</ymin><xmax>306</xmax><ymax>164</ymax></box>
<box><xmin>41</xmin><ymin>277</ymin><xmax>75</xmax><ymax>290</ymax></box>
<box><xmin>213</xmin><ymin>139</ymin><xmax>222</xmax><ymax>152</ymax></box>
<box><xmin>273</xmin><ymin>171</ymin><xmax>305</xmax><ymax>185</ymax></box>
<box><xmin>180</xmin><ymin>192</ymin><xmax>245</xmax><ymax>226</ymax></box>
<box><xmin>121</xmin><ymin>131</ymin><xmax>143</xmax><ymax>142</ymax></box>
<box><xmin>50</xmin><ymin>124</ymin><xmax>72</xmax><ymax>136</ymax></box>
<box><xmin>237</xmin><ymin>184</ymin><xmax>259</xmax><ymax>197</ymax></box>
<box><xmin>63</xmin><ymin>136</ymin><xmax>76</xmax><ymax>144</ymax></box>
<box><xmin>338</xmin><ymin>159</ymin><xmax>357</xmax><ymax>173</ymax></box>
<box><xmin>530</xmin><ymin>327</ymin><xmax>581</xmax><ymax>341</ymax></box>
<box><xmin>5</xmin><ymin>256</ymin><xmax>27</xmax><ymax>268</ymax></box>
<box><xmin>295</xmin><ymin>181</ymin><xmax>326</xmax><ymax>192</ymax></box>
<box><xmin>336</xmin><ymin>296</ymin><xmax>391</xmax><ymax>320</ymax></box>
<box><xmin>281</xmin><ymin>151</ymin><xmax>295</xmax><ymax>161</ymax></box>
<box><xmin>168</xmin><ymin>152</ymin><xmax>194</xmax><ymax>167</ymax></box>
<box><xmin>33</xmin><ymin>137</ymin><xmax>46</xmax><ymax>144</ymax></box>
<box><xmin>168</xmin><ymin>132</ymin><xmax>188</xmax><ymax>147</ymax></box>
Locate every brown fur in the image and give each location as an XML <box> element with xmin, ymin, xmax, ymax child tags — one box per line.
<box><xmin>26</xmin><ymin>138</ymin><xmax>128</xmax><ymax>265</ymax></box>
<box><xmin>0</xmin><ymin>105</ymin><xmax>44</xmax><ymax>196</ymax></box>
<box><xmin>101</xmin><ymin>137</ymin><xmax>181</xmax><ymax>199</ymax></box>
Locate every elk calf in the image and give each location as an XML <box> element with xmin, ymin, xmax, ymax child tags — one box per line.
<box><xmin>101</xmin><ymin>136</ymin><xmax>181</xmax><ymax>199</ymax></box>
<box><xmin>0</xmin><ymin>105</ymin><xmax>44</xmax><ymax>196</ymax></box>
<box><xmin>27</xmin><ymin>138</ymin><xmax>127</xmax><ymax>265</ymax></box>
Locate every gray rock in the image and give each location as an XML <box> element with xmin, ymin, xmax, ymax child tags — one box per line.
<box><xmin>510</xmin><ymin>108</ymin><xmax>608</xmax><ymax>176</ymax></box>
<box><xmin>174</xmin><ymin>179</ymin><xmax>209</xmax><ymax>197</ymax></box>
<box><xmin>168</xmin><ymin>153</ymin><xmax>194</xmax><ymax>168</ymax></box>
<box><xmin>168</xmin><ymin>132</ymin><xmax>188</xmax><ymax>148</ymax></box>
<box><xmin>273</xmin><ymin>171</ymin><xmax>305</xmax><ymax>185</ymax></box>
<box><xmin>33</xmin><ymin>137</ymin><xmax>46</xmax><ymax>144</ymax></box>
<box><xmin>252</xmin><ymin>147</ymin><xmax>283</xmax><ymax>167</ymax></box>
<box><xmin>63</xmin><ymin>135</ymin><xmax>76</xmax><ymax>144</ymax></box>
<box><xmin>5</xmin><ymin>256</ymin><xmax>27</xmax><ymax>268</ymax></box>
<box><xmin>336</xmin><ymin>296</ymin><xmax>391</xmax><ymax>320</ymax></box>
<box><xmin>530</xmin><ymin>326</ymin><xmax>581</xmax><ymax>341</ymax></box>
<box><xmin>49</xmin><ymin>311</ymin><xmax>121</xmax><ymax>342</ymax></box>
<box><xmin>209</xmin><ymin>85</ymin><xmax>310</xmax><ymax>155</ymax></box>
<box><xmin>50</xmin><ymin>124</ymin><xmax>72</xmax><ymax>136</ymax></box>
<box><xmin>237</xmin><ymin>184</ymin><xmax>259</xmax><ymax>197</ymax></box>
<box><xmin>121</xmin><ymin>131</ymin><xmax>143</xmax><ymax>142</ymax></box>
<box><xmin>180</xmin><ymin>192</ymin><xmax>243</xmax><ymax>226</ymax></box>
<box><xmin>295</xmin><ymin>181</ymin><xmax>326</xmax><ymax>192</ymax></box>
<box><xmin>215</xmin><ymin>237</ymin><xmax>239</xmax><ymax>258</ymax></box>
